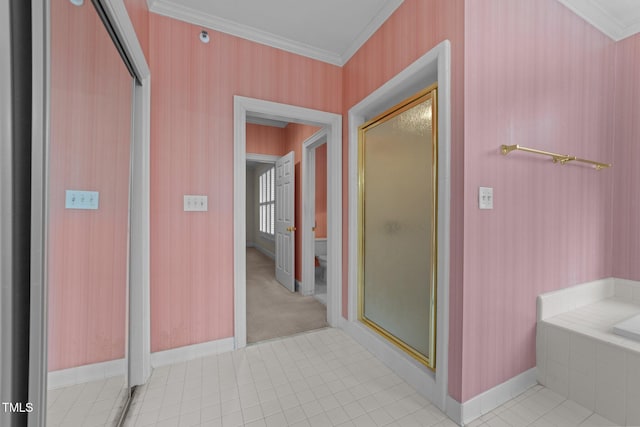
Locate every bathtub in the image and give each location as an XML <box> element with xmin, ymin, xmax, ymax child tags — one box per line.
<box><xmin>614</xmin><ymin>313</ymin><xmax>640</xmax><ymax>342</ymax></box>
<box><xmin>536</xmin><ymin>279</ymin><xmax>640</xmax><ymax>426</ymax></box>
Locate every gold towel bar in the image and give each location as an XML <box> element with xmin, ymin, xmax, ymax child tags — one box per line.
<box><xmin>500</xmin><ymin>144</ymin><xmax>611</xmax><ymax>170</ymax></box>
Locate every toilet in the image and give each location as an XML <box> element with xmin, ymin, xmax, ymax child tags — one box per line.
<box><xmin>317</xmin><ymin>254</ymin><xmax>327</xmax><ymax>281</ymax></box>
<box><xmin>315</xmin><ymin>238</ymin><xmax>327</xmax><ymax>283</ymax></box>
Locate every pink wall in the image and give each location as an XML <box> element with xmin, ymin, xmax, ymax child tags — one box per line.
<box><xmin>612</xmin><ymin>34</ymin><xmax>640</xmax><ymax>280</ymax></box>
<box><xmin>149</xmin><ymin>14</ymin><xmax>341</xmax><ymax>352</ymax></box>
<box><xmin>127</xmin><ymin>0</ymin><xmax>637</xmax><ymax>404</ymax></box>
<box><xmin>48</xmin><ymin>1</ymin><xmax>132</xmax><ymax>370</ymax></box>
<box><xmin>462</xmin><ymin>0</ymin><xmax>616</xmax><ymax>401</ymax></box>
<box><xmin>315</xmin><ymin>144</ymin><xmax>328</xmax><ymax>239</ymax></box>
<box><xmin>342</xmin><ymin>0</ymin><xmax>466</xmax><ymax>400</ymax></box>
<box><xmin>246</xmin><ymin>123</ymin><xmax>286</xmax><ymax>155</ymax></box>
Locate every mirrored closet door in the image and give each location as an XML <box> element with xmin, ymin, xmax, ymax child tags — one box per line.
<box><xmin>46</xmin><ymin>1</ymin><xmax>134</xmax><ymax>425</ymax></box>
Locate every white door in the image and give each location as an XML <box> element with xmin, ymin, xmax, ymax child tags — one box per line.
<box><xmin>275</xmin><ymin>151</ymin><xmax>295</xmax><ymax>291</ymax></box>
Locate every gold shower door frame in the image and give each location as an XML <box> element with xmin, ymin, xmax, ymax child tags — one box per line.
<box><xmin>358</xmin><ymin>84</ymin><xmax>438</xmax><ymax>370</ymax></box>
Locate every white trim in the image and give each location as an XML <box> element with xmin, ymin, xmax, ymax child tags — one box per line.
<box><xmin>458</xmin><ymin>368</ymin><xmax>538</xmax><ymax>425</ymax></box>
<box><xmin>445</xmin><ymin>396</ymin><xmax>462</xmax><ymax>426</ymax></box>
<box><xmin>148</xmin><ymin>0</ymin><xmax>404</xmax><ymax>66</ymax></box>
<box><xmin>47</xmin><ymin>359</ymin><xmax>126</xmax><ymax>390</ymax></box>
<box><xmin>246</xmin><ymin>116</ymin><xmax>288</xmax><ymax>128</ymax></box>
<box><xmin>246</xmin><ymin>153</ymin><xmax>279</xmax><ymax>164</ymax></box>
<box><xmin>150</xmin><ymin>338</ymin><xmax>234</xmax><ymax>368</ymax></box>
<box><xmin>557</xmin><ymin>0</ymin><xmax>640</xmax><ymax>42</ymax></box>
<box><xmin>347</xmin><ymin>40</ymin><xmax>451</xmax><ymax>413</ymax></box>
<box><xmin>100</xmin><ymin>0</ymin><xmax>150</xmax><ymax>80</ymax></box>
<box><xmin>234</xmin><ymin>96</ymin><xmax>342</xmax><ymax>349</ymax></box>
<box><xmin>301</xmin><ymin>129</ymin><xmax>328</xmax><ymax>297</ymax></box>
<box><xmin>28</xmin><ymin>1</ymin><xmax>50</xmax><ymax>424</ymax></box>
<box><xmin>128</xmin><ymin>75</ymin><xmax>152</xmax><ymax>387</ymax></box>
<box><xmin>97</xmin><ymin>0</ymin><xmax>153</xmax><ymax>389</ymax></box>
<box><xmin>149</xmin><ymin>0</ymin><xmax>341</xmax><ymax>65</ymax></box>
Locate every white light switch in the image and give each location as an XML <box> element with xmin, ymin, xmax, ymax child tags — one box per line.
<box><xmin>479</xmin><ymin>187</ymin><xmax>493</xmax><ymax>210</ymax></box>
<box><xmin>65</xmin><ymin>190</ymin><xmax>99</xmax><ymax>210</ymax></box>
<box><xmin>184</xmin><ymin>195</ymin><xmax>208</xmax><ymax>212</ymax></box>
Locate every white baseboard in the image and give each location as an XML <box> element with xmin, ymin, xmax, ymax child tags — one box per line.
<box><xmin>459</xmin><ymin>367</ymin><xmax>537</xmax><ymax>425</ymax></box>
<box><xmin>150</xmin><ymin>337</ymin><xmax>234</xmax><ymax>368</ymax></box>
<box><xmin>340</xmin><ymin>318</ymin><xmax>536</xmax><ymax>426</ymax></box>
<box><xmin>445</xmin><ymin>396</ymin><xmax>463</xmax><ymax>426</ymax></box>
<box><xmin>48</xmin><ymin>358</ymin><xmax>126</xmax><ymax>390</ymax></box>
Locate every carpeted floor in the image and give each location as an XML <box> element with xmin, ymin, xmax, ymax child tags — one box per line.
<box><xmin>246</xmin><ymin>248</ymin><xmax>328</xmax><ymax>343</ymax></box>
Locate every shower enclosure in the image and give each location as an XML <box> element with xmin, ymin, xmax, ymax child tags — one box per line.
<box><xmin>358</xmin><ymin>85</ymin><xmax>438</xmax><ymax>369</ymax></box>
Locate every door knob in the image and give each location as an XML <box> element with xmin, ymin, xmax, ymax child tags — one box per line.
<box><xmin>287</xmin><ymin>226</ymin><xmax>296</xmax><ymax>232</ymax></box>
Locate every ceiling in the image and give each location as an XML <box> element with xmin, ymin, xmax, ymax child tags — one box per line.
<box><xmin>557</xmin><ymin>0</ymin><xmax>640</xmax><ymax>41</ymax></box>
<box><xmin>147</xmin><ymin>0</ymin><xmax>640</xmax><ymax>68</ymax></box>
<box><xmin>147</xmin><ymin>0</ymin><xmax>404</xmax><ymax>66</ymax></box>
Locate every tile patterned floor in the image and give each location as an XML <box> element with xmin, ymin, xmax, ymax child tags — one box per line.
<box><xmin>47</xmin><ymin>376</ymin><xmax>128</xmax><ymax>426</ymax></box>
<box><xmin>121</xmin><ymin>328</ymin><xmax>619</xmax><ymax>427</ymax></box>
<box><xmin>466</xmin><ymin>386</ymin><xmax>616</xmax><ymax>427</ymax></box>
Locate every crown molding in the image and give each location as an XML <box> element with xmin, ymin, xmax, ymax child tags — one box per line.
<box><xmin>339</xmin><ymin>0</ymin><xmax>404</xmax><ymax>65</ymax></box>
<box><xmin>557</xmin><ymin>0</ymin><xmax>640</xmax><ymax>41</ymax></box>
<box><xmin>148</xmin><ymin>0</ymin><xmax>343</xmax><ymax>65</ymax></box>
<box><xmin>148</xmin><ymin>0</ymin><xmax>405</xmax><ymax>66</ymax></box>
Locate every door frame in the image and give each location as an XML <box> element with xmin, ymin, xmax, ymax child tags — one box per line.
<box><xmin>301</xmin><ymin>129</ymin><xmax>328</xmax><ymax>296</ymax></box>
<box><xmin>347</xmin><ymin>41</ymin><xmax>451</xmax><ymax>414</ymax></box>
<box><xmin>234</xmin><ymin>96</ymin><xmax>342</xmax><ymax>349</ymax></box>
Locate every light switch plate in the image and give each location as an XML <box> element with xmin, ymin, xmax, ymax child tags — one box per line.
<box><xmin>65</xmin><ymin>190</ymin><xmax>99</xmax><ymax>210</ymax></box>
<box><xmin>479</xmin><ymin>187</ymin><xmax>493</xmax><ymax>210</ymax></box>
<box><xmin>184</xmin><ymin>195</ymin><xmax>208</xmax><ymax>212</ymax></box>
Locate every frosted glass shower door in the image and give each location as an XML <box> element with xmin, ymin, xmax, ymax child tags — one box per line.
<box><xmin>358</xmin><ymin>86</ymin><xmax>438</xmax><ymax>369</ymax></box>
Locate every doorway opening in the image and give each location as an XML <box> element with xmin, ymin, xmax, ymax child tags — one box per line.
<box><xmin>234</xmin><ymin>96</ymin><xmax>342</xmax><ymax>349</ymax></box>
<box><xmin>245</xmin><ymin>132</ymin><xmax>328</xmax><ymax>344</ymax></box>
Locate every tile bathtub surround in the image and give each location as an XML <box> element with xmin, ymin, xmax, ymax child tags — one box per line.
<box><xmin>537</xmin><ymin>278</ymin><xmax>640</xmax><ymax>322</ymax></box>
<box><xmin>537</xmin><ymin>297</ymin><xmax>640</xmax><ymax>426</ymax></box>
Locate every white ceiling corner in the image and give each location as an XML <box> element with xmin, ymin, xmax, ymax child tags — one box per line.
<box><xmin>557</xmin><ymin>0</ymin><xmax>640</xmax><ymax>41</ymax></box>
<box><xmin>147</xmin><ymin>0</ymin><xmax>404</xmax><ymax>66</ymax></box>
